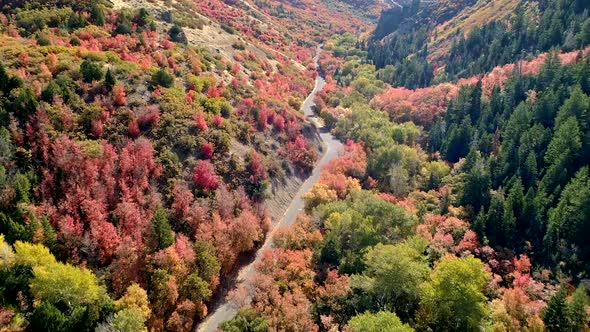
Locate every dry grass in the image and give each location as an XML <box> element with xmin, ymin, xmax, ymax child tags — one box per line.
<box><xmin>428</xmin><ymin>0</ymin><xmax>520</xmax><ymax>60</ymax></box>
<box><xmin>109</xmin><ymin>0</ymin><xmax>277</xmax><ymax>67</ymax></box>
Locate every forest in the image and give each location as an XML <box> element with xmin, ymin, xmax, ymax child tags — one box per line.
<box><xmin>0</xmin><ymin>0</ymin><xmax>340</xmax><ymax>330</ymax></box>
<box><xmin>221</xmin><ymin>1</ymin><xmax>590</xmax><ymax>330</ymax></box>
<box><xmin>369</xmin><ymin>0</ymin><xmax>590</xmax><ymax>88</ymax></box>
<box><xmin>2</xmin><ymin>0</ymin><xmax>590</xmax><ymax>331</ymax></box>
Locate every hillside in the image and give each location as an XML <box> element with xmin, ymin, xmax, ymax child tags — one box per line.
<box><xmin>223</xmin><ymin>14</ymin><xmax>590</xmax><ymax>330</ymax></box>
<box><xmin>3</xmin><ymin>0</ymin><xmax>590</xmax><ymax>331</ymax></box>
<box><xmin>428</xmin><ymin>0</ymin><xmax>520</xmax><ymax>60</ymax></box>
<box><xmin>369</xmin><ymin>0</ymin><xmax>590</xmax><ymax>87</ymax></box>
<box><xmin>0</xmin><ymin>0</ymin><xmax>381</xmax><ymax>331</ymax></box>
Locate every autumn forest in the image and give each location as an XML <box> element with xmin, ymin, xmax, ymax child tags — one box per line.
<box><xmin>1</xmin><ymin>0</ymin><xmax>590</xmax><ymax>331</ymax></box>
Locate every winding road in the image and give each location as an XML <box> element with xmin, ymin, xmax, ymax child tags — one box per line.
<box><xmin>196</xmin><ymin>45</ymin><xmax>343</xmax><ymax>332</ymax></box>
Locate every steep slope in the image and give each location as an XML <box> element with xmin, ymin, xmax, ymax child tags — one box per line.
<box><xmin>198</xmin><ymin>48</ymin><xmax>344</xmax><ymax>331</ymax></box>
<box><xmin>368</xmin><ymin>0</ymin><xmax>590</xmax><ymax>87</ymax></box>
<box><xmin>0</xmin><ymin>0</ymin><xmax>381</xmax><ymax>330</ymax></box>
<box><xmin>220</xmin><ymin>11</ymin><xmax>590</xmax><ymax>330</ymax></box>
<box><xmin>428</xmin><ymin>0</ymin><xmax>520</xmax><ymax>60</ymax></box>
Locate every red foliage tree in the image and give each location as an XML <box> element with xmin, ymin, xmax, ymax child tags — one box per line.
<box><xmin>167</xmin><ymin>300</ymin><xmax>196</xmax><ymax>332</ymax></box>
<box><xmin>247</xmin><ymin>151</ymin><xmax>267</xmax><ymax>184</ymax></box>
<box><xmin>324</xmin><ymin>140</ymin><xmax>367</xmax><ymax>178</ymax></box>
<box><xmin>192</xmin><ymin>160</ymin><xmax>219</xmax><ymax>193</ymax></box>
<box><xmin>41</xmin><ymin>136</ymin><xmax>119</xmax><ymax>247</ymax></box>
<box><xmin>110</xmin><ymin>237</ymin><xmax>144</xmax><ymax>295</ymax></box>
<box><xmin>231</xmin><ymin>77</ymin><xmax>239</xmax><ymax>88</ymax></box>
<box><xmin>215</xmin><ymin>184</ymin><xmax>237</xmax><ymax>220</ymax></box>
<box><xmin>370</xmin><ymin>84</ymin><xmax>458</xmax><ymax>126</ymax></box>
<box><xmin>136</xmin><ymin>105</ymin><xmax>161</xmax><ymax>127</ymax></box>
<box><xmin>193</xmin><ymin>111</ymin><xmax>208</xmax><ymax>131</ymax></box>
<box><xmin>273</xmin><ymin>114</ymin><xmax>285</xmax><ymax>132</ymax></box>
<box><xmin>206</xmin><ymin>86</ymin><xmax>222</xmax><ymax>98</ymax></box>
<box><xmin>186</xmin><ymin>90</ymin><xmax>196</xmax><ymax>104</ymax></box>
<box><xmin>250</xmin><ymin>248</ymin><xmax>318</xmax><ymax>331</ymax></box>
<box><xmin>115</xmin><ymin>201</ymin><xmax>146</xmax><ymax>239</ymax></box>
<box><xmin>274</xmin><ymin>214</ymin><xmax>323</xmax><ymax>250</ymax></box>
<box><xmin>118</xmin><ymin>138</ymin><xmax>161</xmax><ymax>203</ymax></box>
<box><xmin>171</xmin><ymin>183</ymin><xmax>194</xmax><ymax>220</ymax></box>
<box><xmin>212</xmin><ymin>114</ymin><xmax>224</xmax><ymax>127</ymax></box>
<box><xmin>91</xmin><ymin>119</ymin><xmax>104</xmax><ymax>138</ymax></box>
<box><xmin>90</xmin><ymin>219</ymin><xmax>121</xmax><ymax>264</ymax></box>
<box><xmin>229</xmin><ymin>209</ymin><xmax>262</xmax><ymax>253</ymax></box>
<box><xmin>257</xmin><ymin>108</ymin><xmax>269</xmax><ymax>130</ymax></box>
<box><xmin>286</xmin><ymin>135</ymin><xmax>316</xmax><ymax>172</ymax></box>
<box><xmin>201</xmin><ymin>142</ymin><xmax>214</xmax><ymax>159</ymax></box>
<box><xmin>285</xmin><ymin>120</ymin><xmax>301</xmax><ymax>140</ymax></box>
<box><xmin>128</xmin><ymin>119</ymin><xmax>140</xmax><ymax>138</ymax></box>
<box><xmin>112</xmin><ymin>84</ymin><xmax>127</xmax><ymax>106</ymax></box>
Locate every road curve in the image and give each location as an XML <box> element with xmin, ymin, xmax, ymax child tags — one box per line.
<box><xmin>196</xmin><ymin>45</ymin><xmax>342</xmax><ymax>332</ymax></box>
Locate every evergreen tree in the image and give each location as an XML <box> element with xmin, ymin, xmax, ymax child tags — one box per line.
<box><xmin>180</xmin><ymin>273</ymin><xmax>212</xmax><ymax>304</ymax></box>
<box><xmin>444</xmin><ymin>118</ymin><xmax>472</xmax><ymax>162</ymax></box>
<box><xmin>538</xmin><ymin>52</ymin><xmax>563</xmax><ymax>91</ymax></box>
<box><xmin>541</xmin><ymin>117</ymin><xmax>582</xmax><ymax>197</ymax></box>
<box><xmin>577</xmin><ymin>56</ymin><xmax>590</xmax><ymax>95</ymax></box>
<box><xmin>521</xmin><ymin>152</ymin><xmax>538</xmax><ymax>188</ymax></box>
<box><xmin>555</xmin><ymin>86</ymin><xmax>590</xmax><ymax>130</ymax></box>
<box><xmin>104</xmin><ymin>68</ymin><xmax>116</xmax><ymax>91</ymax></box>
<box><xmin>535</xmin><ymin>89</ymin><xmax>559</xmax><ymax>127</ymax></box>
<box><xmin>504</xmin><ymin>178</ymin><xmax>525</xmax><ymax>244</ymax></box>
<box><xmin>90</xmin><ymin>4</ymin><xmax>105</xmax><ymax>26</ymax></box>
<box><xmin>545</xmin><ymin>167</ymin><xmax>590</xmax><ymax>270</ymax></box>
<box><xmin>522</xmin><ymin>187</ymin><xmax>541</xmax><ymax>248</ymax></box>
<box><xmin>544</xmin><ymin>285</ymin><xmax>570</xmax><ymax>332</ymax></box>
<box><xmin>568</xmin><ymin>286</ymin><xmax>589</xmax><ymax>332</ymax></box>
<box><xmin>439</xmin><ymin>191</ymin><xmax>450</xmax><ymax>215</ymax></box>
<box><xmin>41</xmin><ymin>217</ymin><xmax>57</xmax><ymax>253</ymax></box>
<box><xmin>473</xmin><ymin>210</ymin><xmax>487</xmax><ymax>244</ymax></box>
<box><xmin>580</xmin><ymin>18</ymin><xmax>590</xmax><ymax>47</ymax></box>
<box><xmin>151</xmin><ymin>208</ymin><xmax>174</xmax><ymax>250</ymax></box>
<box><xmin>13</xmin><ymin>88</ymin><xmax>38</xmax><ymax>116</ymax></box>
<box><xmin>459</xmin><ymin>151</ymin><xmax>491</xmax><ymax>216</ymax></box>
<box><xmin>469</xmin><ymin>81</ymin><xmax>482</xmax><ymax>123</ymax></box>
<box><xmin>168</xmin><ymin>25</ymin><xmax>186</xmax><ymax>44</ymax></box>
<box><xmin>41</xmin><ymin>81</ymin><xmax>61</xmax><ymax>102</ymax></box>
<box><xmin>319</xmin><ymin>236</ymin><xmax>340</xmax><ymax>267</ymax></box>
<box><xmin>485</xmin><ymin>192</ymin><xmax>505</xmax><ymax>246</ymax></box>
<box><xmin>428</xmin><ymin>118</ymin><xmax>445</xmax><ymax>153</ymax></box>
<box><xmin>80</xmin><ymin>60</ymin><xmax>104</xmax><ymax>83</ymax></box>
<box><xmin>0</xmin><ymin>62</ymin><xmax>9</xmax><ymax>94</ymax></box>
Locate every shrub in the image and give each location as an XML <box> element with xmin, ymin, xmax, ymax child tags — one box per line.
<box><xmin>220</xmin><ymin>24</ymin><xmax>235</xmax><ymax>34</ymax></box>
<box><xmin>41</xmin><ymin>81</ymin><xmax>61</xmax><ymax>102</ymax></box>
<box><xmin>36</xmin><ymin>32</ymin><xmax>51</xmax><ymax>46</ymax></box>
<box><xmin>232</xmin><ymin>41</ymin><xmax>246</xmax><ymax>50</ymax></box>
<box><xmin>152</xmin><ymin>69</ymin><xmax>174</xmax><ymax>88</ymax></box>
<box><xmin>104</xmin><ymin>68</ymin><xmax>116</xmax><ymax>91</ymax></box>
<box><xmin>115</xmin><ymin>22</ymin><xmax>133</xmax><ymax>35</ymax></box>
<box><xmin>80</xmin><ymin>60</ymin><xmax>103</xmax><ymax>83</ymax></box>
<box><xmin>169</xmin><ymin>25</ymin><xmax>186</xmax><ymax>44</ymax></box>
<box><xmin>112</xmin><ymin>84</ymin><xmax>127</xmax><ymax>106</ymax></box>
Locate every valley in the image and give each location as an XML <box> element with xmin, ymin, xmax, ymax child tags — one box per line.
<box><xmin>198</xmin><ymin>46</ymin><xmax>343</xmax><ymax>332</ymax></box>
<box><xmin>1</xmin><ymin>1</ymin><xmax>590</xmax><ymax>332</ymax></box>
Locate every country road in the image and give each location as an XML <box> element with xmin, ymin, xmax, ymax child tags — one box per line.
<box><xmin>196</xmin><ymin>45</ymin><xmax>343</xmax><ymax>332</ymax></box>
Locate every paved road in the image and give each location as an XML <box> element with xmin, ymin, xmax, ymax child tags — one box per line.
<box><xmin>196</xmin><ymin>45</ymin><xmax>342</xmax><ymax>332</ymax></box>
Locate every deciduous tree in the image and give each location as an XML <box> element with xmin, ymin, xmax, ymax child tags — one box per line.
<box><xmin>347</xmin><ymin>311</ymin><xmax>414</xmax><ymax>332</ymax></box>
<box><xmin>418</xmin><ymin>256</ymin><xmax>490</xmax><ymax>332</ymax></box>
